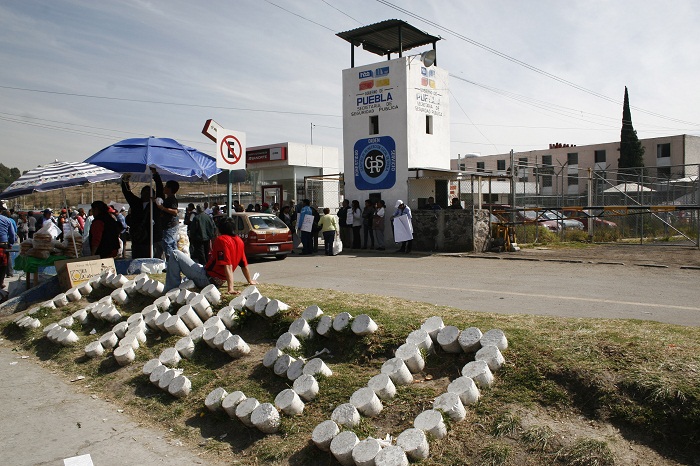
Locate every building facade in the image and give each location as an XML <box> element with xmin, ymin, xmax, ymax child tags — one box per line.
<box><xmin>452</xmin><ymin>134</ymin><xmax>700</xmax><ymax>196</ymax></box>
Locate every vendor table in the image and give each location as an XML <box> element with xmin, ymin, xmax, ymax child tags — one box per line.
<box><xmin>14</xmin><ymin>255</ymin><xmax>69</xmax><ymax>289</ymax></box>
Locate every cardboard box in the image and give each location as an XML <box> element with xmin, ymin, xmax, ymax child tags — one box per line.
<box><xmin>55</xmin><ymin>256</ymin><xmax>116</xmax><ymax>291</ymax></box>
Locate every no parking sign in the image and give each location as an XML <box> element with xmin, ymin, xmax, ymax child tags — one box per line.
<box><xmin>216</xmin><ymin>130</ymin><xmax>246</xmax><ymax>170</ymax></box>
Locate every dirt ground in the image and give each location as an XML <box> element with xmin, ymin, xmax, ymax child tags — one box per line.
<box><xmin>497</xmin><ymin>243</ymin><xmax>700</xmax><ymax>268</ymax></box>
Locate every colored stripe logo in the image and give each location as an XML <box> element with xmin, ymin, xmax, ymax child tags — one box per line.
<box><xmin>375</xmin><ymin>78</ymin><xmax>390</xmax><ymax>87</ymax></box>
<box><xmin>359</xmin><ymin>80</ymin><xmax>374</xmax><ymax>90</ymax></box>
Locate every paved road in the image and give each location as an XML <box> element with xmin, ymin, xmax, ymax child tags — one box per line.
<box><xmin>247</xmin><ymin>251</ymin><xmax>700</xmax><ymax>327</ymax></box>
<box><xmin>0</xmin><ymin>345</ymin><xmax>211</xmax><ymax>466</ymax></box>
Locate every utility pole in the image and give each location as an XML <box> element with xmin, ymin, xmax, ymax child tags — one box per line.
<box><xmin>509</xmin><ymin>149</ymin><xmax>515</xmax><ymax>223</ymax></box>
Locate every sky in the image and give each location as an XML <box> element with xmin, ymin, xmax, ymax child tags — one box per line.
<box><xmin>1</xmin><ymin>0</ymin><xmax>699</xmax><ymax>172</ymax></box>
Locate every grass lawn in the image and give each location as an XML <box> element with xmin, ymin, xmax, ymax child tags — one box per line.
<box><xmin>2</xmin><ymin>279</ymin><xmax>699</xmax><ymax>466</ymax></box>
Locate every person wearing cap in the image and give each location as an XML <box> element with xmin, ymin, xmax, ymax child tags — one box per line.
<box><xmin>392</xmin><ymin>200</ymin><xmax>413</xmax><ymax>253</ymax></box>
<box><xmin>37</xmin><ymin>208</ymin><xmax>56</xmax><ymax>230</ymax></box>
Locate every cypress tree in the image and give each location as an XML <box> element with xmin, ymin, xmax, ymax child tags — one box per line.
<box><xmin>618</xmin><ymin>86</ymin><xmax>645</xmax><ymax>182</ymax></box>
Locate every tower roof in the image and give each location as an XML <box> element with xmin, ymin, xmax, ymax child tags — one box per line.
<box><xmin>336</xmin><ymin>19</ymin><xmax>441</xmax><ymax>57</ymax></box>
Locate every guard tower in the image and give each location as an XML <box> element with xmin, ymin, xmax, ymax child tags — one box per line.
<box><xmin>337</xmin><ymin>19</ymin><xmax>450</xmax><ymax>210</ymax></box>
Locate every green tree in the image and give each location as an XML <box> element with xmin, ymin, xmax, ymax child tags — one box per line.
<box><xmin>618</xmin><ymin>86</ymin><xmax>645</xmax><ymax>182</ymax></box>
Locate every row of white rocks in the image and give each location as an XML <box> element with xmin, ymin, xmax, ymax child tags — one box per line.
<box><xmin>312</xmin><ymin>316</ymin><xmax>509</xmax><ymax>466</ymax></box>
<box><xmin>143</xmin><ymin>357</ymin><xmax>192</xmax><ymax>398</ymax></box>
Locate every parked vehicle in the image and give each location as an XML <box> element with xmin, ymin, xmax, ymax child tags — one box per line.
<box><xmin>539</xmin><ymin>210</ymin><xmax>585</xmax><ymax>231</ymax></box>
<box><xmin>230</xmin><ymin>212</ymin><xmax>293</xmax><ymax>260</ymax></box>
<box><xmin>561</xmin><ymin>209</ymin><xmax>617</xmax><ymax>230</ymax></box>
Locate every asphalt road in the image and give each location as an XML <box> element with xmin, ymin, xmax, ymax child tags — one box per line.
<box><xmin>247</xmin><ymin>251</ymin><xmax>700</xmax><ymax>327</ymax></box>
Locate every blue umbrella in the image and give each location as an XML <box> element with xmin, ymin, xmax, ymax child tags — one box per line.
<box><xmin>1</xmin><ymin>160</ymin><xmax>121</xmax><ymax>198</ymax></box>
<box><xmin>84</xmin><ymin>137</ymin><xmax>221</xmax><ymax>258</ymax></box>
<box><xmin>84</xmin><ymin>136</ymin><xmax>220</xmax><ymax>181</ymax></box>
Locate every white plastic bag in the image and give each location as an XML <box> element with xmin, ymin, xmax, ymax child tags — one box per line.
<box><xmin>332</xmin><ymin>235</ymin><xmax>343</xmax><ymax>256</ymax></box>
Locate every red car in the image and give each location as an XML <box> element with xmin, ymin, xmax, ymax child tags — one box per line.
<box><xmin>561</xmin><ymin>209</ymin><xmax>617</xmax><ymax>231</ymax></box>
<box><xmin>231</xmin><ymin>212</ymin><xmax>293</xmax><ymax>260</ymax></box>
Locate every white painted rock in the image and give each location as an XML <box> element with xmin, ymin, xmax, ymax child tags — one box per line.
<box><xmin>303</xmin><ymin>358</ymin><xmax>333</xmax><ymax>377</ymax></box>
<box><xmin>265</xmin><ymin>299</ymin><xmax>288</xmax><ymax>318</ymax></box>
<box><xmin>374</xmin><ymin>445</ymin><xmax>409</xmax><ymax>466</ymax></box>
<box><xmin>71</xmin><ymin>308</ymin><xmax>89</xmax><ymax>325</ymax></box>
<box><xmin>119</xmin><ymin>334</ymin><xmax>140</xmax><ymax>351</ymax></box>
<box><xmin>113</xmin><ymin>345</ymin><xmax>135</xmax><ymax>366</ymax></box>
<box><xmin>396</xmin><ymin>428</ymin><xmax>429</xmax><ymax>461</ymax></box>
<box><xmin>301</xmin><ymin>304</ymin><xmax>322</xmax><ymax>321</ymax></box>
<box><xmin>414</xmin><ymin>409</ymin><xmax>447</xmax><ymax>439</ymax></box>
<box><xmin>368</xmin><ymin>373</ymin><xmax>396</xmax><ymax>400</ymax></box>
<box><xmin>110</xmin><ymin>288</ymin><xmax>128</xmax><ymax>305</ymax></box>
<box><xmin>168</xmin><ymin>375</ymin><xmax>191</xmax><ymax>398</ymax></box>
<box><xmin>53</xmin><ymin>293</ymin><xmax>69</xmax><ymax>308</ymax></box>
<box><xmin>99</xmin><ymin>331</ymin><xmax>119</xmax><ymax>349</ymax></box>
<box><xmin>154</xmin><ymin>312</ymin><xmax>170</xmax><ymax>332</ymax></box>
<box><xmin>312</xmin><ymin>419</ymin><xmax>339</xmax><ymax>452</ymax></box>
<box><xmin>316</xmin><ymin>315</ymin><xmax>333</xmax><ymax>337</ymax></box>
<box><xmin>461</xmin><ymin>360</ymin><xmax>495</xmax><ymax>388</ymax></box>
<box><xmin>217</xmin><ymin>306</ymin><xmax>237</xmax><ymax>328</ymax></box>
<box><xmin>286</xmin><ymin>359</ymin><xmax>305</xmax><ymax>381</ymax></box>
<box><xmin>480</xmin><ymin>328</ymin><xmax>508</xmax><ymax>351</ymax></box>
<box><xmin>273</xmin><ymin>354</ymin><xmax>296</xmax><ymax>377</ymax></box>
<box><xmin>349</xmin><ymin>386</ymin><xmax>383</xmax><ymax>417</ymax></box>
<box><xmin>240</xmin><ymin>285</ymin><xmax>258</xmax><ymax>298</ymax></box>
<box><xmin>205</xmin><ymin>387</ymin><xmax>228</xmax><ymax>412</ymax></box>
<box><xmin>154</xmin><ymin>295</ymin><xmax>171</xmax><ymax>312</ymax></box>
<box><xmin>159</xmin><ymin>347</ymin><xmax>182</xmax><ymax>367</ymax></box>
<box><xmin>292</xmin><ymin>374</ymin><xmax>319</xmax><ymax>401</ymax></box>
<box><xmin>275</xmin><ymin>388</ymin><xmax>304</xmax><ymax>416</ymax></box>
<box><xmin>244</xmin><ymin>292</ymin><xmax>262</xmax><ymax>311</ymax></box>
<box><xmin>177</xmin><ymin>305</ymin><xmax>203</xmax><ymax>329</ymax></box>
<box><xmin>263</xmin><ymin>348</ymin><xmax>283</xmax><ymax>368</ymax></box>
<box><xmin>201</xmin><ymin>284</ymin><xmax>221</xmax><ymax>306</ymax></box>
<box><xmin>143</xmin><ymin>358</ymin><xmax>162</xmax><ymax>376</ymax></box>
<box><xmin>158</xmin><ymin>368</ymin><xmax>178</xmax><ymax>390</ymax></box>
<box><xmin>164</xmin><ymin>315</ymin><xmax>190</xmax><ymax>337</ymax></box>
<box><xmin>189</xmin><ymin>325</ymin><xmax>205</xmax><ymax>343</ymax></box>
<box><xmin>190</xmin><ymin>294</ymin><xmax>213</xmax><ymax>320</ymax></box>
<box><xmin>66</xmin><ymin>287</ymin><xmax>82</xmax><ymax>302</ymax></box>
<box><xmin>433</xmin><ymin>391</ymin><xmax>466</xmax><ymax>421</ymax></box>
<box><xmin>112</xmin><ymin>321</ymin><xmax>129</xmax><ymax>339</ymax></box>
<box><xmin>175</xmin><ymin>336</ymin><xmax>196</xmax><ymax>359</ymax></box>
<box><xmin>436</xmin><ymin>325</ymin><xmax>462</xmax><ymax>353</ymax></box>
<box><xmin>331</xmin><ymin>403</ymin><xmax>360</xmax><ymax>428</ymax></box>
<box><xmin>395</xmin><ymin>342</ymin><xmax>425</xmax><ymax>373</ymax></box>
<box><xmin>289</xmin><ymin>318</ymin><xmax>313</xmax><ymax>339</ymax></box>
<box><xmin>235</xmin><ymin>397</ymin><xmax>260</xmax><ymax>427</ymax></box>
<box><xmin>352</xmin><ymin>437</ymin><xmax>382</xmax><ymax>466</ymax></box>
<box><xmin>251</xmin><ymin>402</ymin><xmax>281</xmax><ymax>434</ymax></box>
<box><xmin>381</xmin><ymin>357</ymin><xmax>413</xmax><ymax>385</ymax></box>
<box><xmin>213</xmin><ymin>329</ymin><xmax>233</xmax><ymax>351</ymax></box>
<box><xmin>203</xmin><ymin>316</ymin><xmax>226</xmax><ymax>332</ymax></box>
<box><xmin>276</xmin><ymin>332</ymin><xmax>301</xmax><ymax>351</ymax></box>
<box><xmin>332</xmin><ymin>312</ymin><xmax>353</xmax><ymax>332</ymax></box>
<box><xmin>43</xmin><ymin>323</ymin><xmax>59</xmax><ymax>336</ymax></box>
<box><xmin>222</xmin><ymin>391</ymin><xmax>247</xmax><ymax>418</ymax></box>
<box><xmin>254</xmin><ymin>296</ymin><xmax>270</xmax><ymax>315</ymax></box>
<box><xmin>202</xmin><ymin>326</ymin><xmax>221</xmax><ymax>349</ymax></box>
<box><xmin>420</xmin><ymin>316</ymin><xmax>444</xmax><ymax>341</ymax></box>
<box><xmin>178</xmin><ymin>279</ymin><xmax>196</xmax><ymax>290</ymax></box>
<box><xmin>330</xmin><ymin>430</ymin><xmax>359</xmax><ymax>466</ymax></box>
<box><xmin>458</xmin><ymin>327</ymin><xmax>483</xmax><ymax>353</ymax></box>
<box><xmin>351</xmin><ymin>314</ymin><xmax>378</xmax><ymax>336</ymax></box>
<box><xmin>223</xmin><ymin>335</ymin><xmax>250</xmax><ymax>358</ymax></box>
<box><xmin>84</xmin><ymin>341</ymin><xmax>104</xmax><ymax>358</ymax></box>
<box><xmin>176</xmin><ymin>288</ymin><xmax>191</xmax><ymax>305</ymax></box>
<box><xmin>230</xmin><ymin>295</ymin><xmax>246</xmax><ymax>311</ymax></box>
<box><xmin>58</xmin><ymin>316</ymin><xmax>74</xmax><ymax>328</ymax></box>
<box><xmin>78</xmin><ymin>282</ymin><xmax>93</xmax><ymax>296</ymax></box>
<box><xmin>448</xmin><ymin>376</ymin><xmax>481</xmax><ymax>406</ymax></box>
<box><xmin>475</xmin><ymin>345</ymin><xmax>505</xmax><ymax>372</ymax></box>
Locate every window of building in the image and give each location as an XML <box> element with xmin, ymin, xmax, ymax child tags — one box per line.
<box><xmin>476</xmin><ymin>161</ymin><xmax>485</xmax><ymax>172</ymax></box>
<box><xmin>542</xmin><ymin>175</ymin><xmax>553</xmax><ymax>187</ymax></box>
<box><xmin>369</xmin><ymin>115</ymin><xmax>379</xmax><ymax>135</ymax></box>
<box><xmin>594</xmin><ymin>150</ymin><xmax>606</xmax><ymax>163</ymax></box>
<box><xmin>657</xmin><ymin>143</ymin><xmax>671</xmax><ymax>158</ymax></box>
<box><xmin>482</xmin><ymin>193</ymin><xmax>499</xmax><ymax>203</ymax></box>
<box><xmin>567</xmin><ymin>152</ymin><xmax>578</xmax><ymax>166</ymax></box>
<box><xmin>497</xmin><ymin>159</ymin><xmax>506</xmax><ymax>171</ymax></box>
<box><xmin>426</xmin><ymin>115</ymin><xmax>433</xmax><ymax>134</ymax></box>
<box><xmin>458</xmin><ymin>163</ymin><xmax>466</xmax><ymax>171</ymax></box>
<box><xmin>542</xmin><ymin>155</ymin><xmax>552</xmax><ymax>166</ymax></box>
<box><xmin>567</xmin><ymin>173</ymin><xmax>579</xmax><ymax>186</ymax></box>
